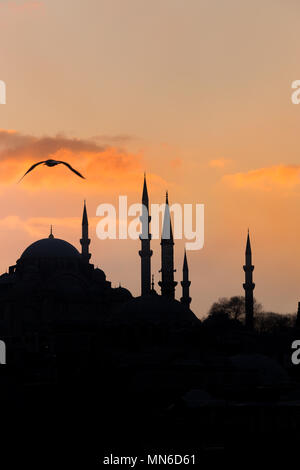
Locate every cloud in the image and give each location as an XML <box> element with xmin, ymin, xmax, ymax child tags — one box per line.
<box><xmin>0</xmin><ymin>129</ymin><xmax>105</xmax><ymax>160</ymax></box>
<box><xmin>223</xmin><ymin>164</ymin><xmax>300</xmax><ymax>191</ymax></box>
<box><xmin>0</xmin><ymin>129</ymin><xmax>144</xmax><ymax>191</ymax></box>
<box><xmin>209</xmin><ymin>158</ymin><xmax>232</xmax><ymax>168</ymax></box>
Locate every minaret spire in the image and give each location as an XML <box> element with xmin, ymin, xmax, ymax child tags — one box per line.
<box><xmin>243</xmin><ymin>230</ymin><xmax>255</xmax><ymax>329</ymax></box>
<box><xmin>49</xmin><ymin>225</ymin><xmax>54</xmax><ymax>239</ymax></box>
<box><xmin>142</xmin><ymin>172</ymin><xmax>148</xmax><ymax>206</ymax></box>
<box><xmin>139</xmin><ymin>173</ymin><xmax>153</xmax><ymax>296</ymax></box>
<box><xmin>158</xmin><ymin>191</ymin><xmax>177</xmax><ymax>299</ymax></box>
<box><xmin>180</xmin><ymin>249</ymin><xmax>191</xmax><ymax>308</ymax></box>
<box><xmin>80</xmin><ymin>200</ymin><xmax>91</xmax><ymax>262</ymax></box>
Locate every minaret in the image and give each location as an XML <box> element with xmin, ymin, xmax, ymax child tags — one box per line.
<box><xmin>80</xmin><ymin>200</ymin><xmax>91</xmax><ymax>262</ymax></box>
<box><xmin>243</xmin><ymin>230</ymin><xmax>255</xmax><ymax>329</ymax></box>
<box><xmin>180</xmin><ymin>249</ymin><xmax>191</xmax><ymax>308</ymax></box>
<box><xmin>139</xmin><ymin>174</ymin><xmax>153</xmax><ymax>296</ymax></box>
<box><xmin>158</xmin><ymin>191</ymin><xmax>177</xmax><ymax>298</ymax></box>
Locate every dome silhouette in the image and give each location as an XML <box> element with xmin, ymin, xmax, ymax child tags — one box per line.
<box><xmin>93</xmin><ymin>268</ymin><xmax>106</xmax><ymax>282</ymax></box>
<box><xmin>113</xmin><ymin>286</ymin><xmax>133</xmax><ymax>302</ymax></box>
<box><xmin>20</xmin><ymin>238</ymin><xmax>80</xmax><ymax>259</ymax></box>
<box><xmin>116</xmin><ymin>294</ymin><xmax>199</xmax><ymax>326</ymax></box>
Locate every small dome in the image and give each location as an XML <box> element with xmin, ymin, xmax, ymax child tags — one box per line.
<box><xmin>112</xmin><ymin>286</ymin><xmax>133</xmax><ymax>301</ymax></box>
<box><xmin>93</xmin><ymin>268</ymin><xmax>106</xmax><ymax>282</ymax></box>
<box><xmin>20</xmin><ymin>238</ymin><xmax>80</xmax><ymax>259</ymax></box>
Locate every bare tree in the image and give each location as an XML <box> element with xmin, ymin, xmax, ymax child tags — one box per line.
<box><xmin>207</xmin><ymin>296</ymin><xmax>262</xmax><ymax>322</ymax></box>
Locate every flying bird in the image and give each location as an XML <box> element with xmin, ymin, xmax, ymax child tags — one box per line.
<box><xmin>18</xmin><ymin>159</ymin><xmax>85</xmax><ymax>182</ymax></box>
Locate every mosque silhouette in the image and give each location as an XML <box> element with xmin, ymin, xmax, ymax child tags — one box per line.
<box><xmin>0</xmin><ymin>175</ymin><xmax>298</xmax><ymax>463</ymax></box>
<box><xmin>0</xmin><ymin>174</ymin><xmax>201</xmax><ymax>340</ymax></box>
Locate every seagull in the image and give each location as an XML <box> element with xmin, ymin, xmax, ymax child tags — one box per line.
<box><xmin>18</xmin><ymin>159</ymin><xmax>85</xmax><ymax>182</ymax></box>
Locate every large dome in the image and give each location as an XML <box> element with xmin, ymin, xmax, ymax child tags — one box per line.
<box><xmin>20</xmin><ymin>238</ymin><xmax>80</xmax><ymax>259</ymax></box>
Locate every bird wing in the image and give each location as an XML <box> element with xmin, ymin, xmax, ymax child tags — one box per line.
<box><xmin>58</xmin><ymin>161</ymin><xmax>85</xmax><ymax>179</ymax></box>
<box><xmin>18</xmin><ymin>161</ymin><xmax>45</xmax><ymax>183</ymax></box>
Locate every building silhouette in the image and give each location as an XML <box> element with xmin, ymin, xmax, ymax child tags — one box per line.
<box><xmin>180</xmin><ymin>250</ymin><xmax>191</xmax><ymax>308</ymax></box>
<box><xmin>80</xmin><ymin>200</ymin><xmax>91</xmax><ymax>263</ymax></box>
<box><xmin>243</xmin><ymin>230</ymin><xmax>255</xmax><ymax>329</ymax></box>
<box><xmin>158</xmin><ymin>191</ymin><xmax>178</xmax><ymax>299</ymax></box>
<box><xmin>0</xmin><ymin>177</ymin><xmax>199</xmax><ymax>341</ymax></box>
<box><xmin>139</xmin><ymin>175</ymin><xmax>192</xmax><ymax>308</ymax></box>
<box><xmin>139</xmin><ymin>174</ymin><xmax>152</xmax><ymax>296</ymax></box>
<box><xmin>0</xmin><ymin>175</ymin><xmax>270</xmax><ymax>337</ymax></box>
<box><xmin>0</xmin><ymin>174</ymin><xmax>299</xmax><ymax>464</ymax></box>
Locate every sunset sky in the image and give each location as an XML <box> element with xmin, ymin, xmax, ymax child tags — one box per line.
<box><xmin>1</xmin><ymin>0</ymin><xmax>300</xmax><ymax>317</ymax></box>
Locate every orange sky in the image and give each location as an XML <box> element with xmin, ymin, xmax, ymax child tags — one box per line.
<box><xmin>1</xmin><ymin>0</ymin><xmax>300</xmax><ymax>317</ymax></box>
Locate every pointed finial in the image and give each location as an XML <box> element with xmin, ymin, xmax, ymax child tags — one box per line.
<box><xmin>82</xmin><ymin>199</ymin><xmax>88</xmax><ymax>225</ymax></box>
<box><xmin>183</xmin><ymin>248</ymin><xmax>188</xmax><ymax>270</ymax></box>
<box><xmin>161</xmin><ymin>190</ymin><xmax>173</xmax><ymax>242</ymax></box>
<box><xmin>246</xmin><ymin>229</ymin><xmax>251</xmax><ymax>254</ymax></box>
<box><xmin>142</xmin><ymin>172</ymin><xmax>149</xmax><ymax>205</ymax></box>
<box><xmin>49</xmin><ymin>225</ymin><xmax>54</xmax><ymax>239</ymax></box>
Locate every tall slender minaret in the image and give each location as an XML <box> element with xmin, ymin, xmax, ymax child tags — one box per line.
<box><xmin>80</xmin><ymin>200</ymin><xmax>91</xmax><ymax>263</ymax></box>
<box><xmin>139</xmin><ymin>174</ymin><xmax>152</xmax><ymax>296</ymax></box>
<box><xmin>180</xmin><ymin>249</ymin><xmax>191</xmax><ymax>308</ymax></box>
<box><xmin>158</xmin><ymin>191</ymin><xmax>177</xmax><ymax>299</ymax></box>
<box><xmin>243</xmin><ymin>230</ymin><xmax>255</xmax><ymax>329</ymax></box>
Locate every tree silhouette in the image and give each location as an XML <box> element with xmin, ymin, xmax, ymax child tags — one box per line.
<box><xmin>207</xmin><ymin>295</ymin><xmax>262</xmax><ymax>322</ymax></box>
